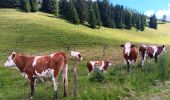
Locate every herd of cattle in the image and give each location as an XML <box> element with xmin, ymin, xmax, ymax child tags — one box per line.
<box><xmin>3</xmin><ymin>42</ymin><xmax>166</xmax><ymax>99</ymax></box>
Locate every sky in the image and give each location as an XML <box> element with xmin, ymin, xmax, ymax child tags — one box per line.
<box><xmin>109</xmin><ymin>0</ymin><xmax>170</xmax><ymax>21</ymax></box>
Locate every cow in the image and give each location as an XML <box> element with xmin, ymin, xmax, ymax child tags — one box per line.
<box><xmin>120</xmin><ymin>42</ymin><xmax>138</xmax><ymax>72</ymax></box>
<box><xmin>4</xmin><ymin>51</ymin><xmax>68</xmax><ymax>100</ymax></box>
<box><xmin>139</xmin><ymin>45</ymin><xmax>166</xmax><ymax>69</ymax></box>
<box><xmin>87</xmin><ymin>60</ymin><xmax>112</xmax><ymax>75</ymax></box>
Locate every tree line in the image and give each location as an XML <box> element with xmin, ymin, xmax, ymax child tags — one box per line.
<box><xmin>0</xmin><ymin>0</ymin><xmax>158</xmax><ymax>30</ymax></box>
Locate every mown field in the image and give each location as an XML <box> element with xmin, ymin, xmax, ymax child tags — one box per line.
<box><xmin>0</xmin><ymin>9</ymin><xmax>170</xmax><ymax>100</ymax></box>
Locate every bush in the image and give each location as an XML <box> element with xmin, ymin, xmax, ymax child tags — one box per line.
<box><xmin>89</xmin><ymin>68</ymin><xmax>106</xmax><ymax>83</ymax></box>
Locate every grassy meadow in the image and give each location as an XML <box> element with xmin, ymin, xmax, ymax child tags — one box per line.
<box><xmin>0</xmin><ymin>9</ymin><xmax>170</xmax><ymax>99</ymax></box>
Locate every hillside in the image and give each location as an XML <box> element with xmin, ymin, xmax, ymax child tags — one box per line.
<box><xmin>0</xmin><ymin>9</ymin><xmax>170</xmax><ymax>99</ymax></box>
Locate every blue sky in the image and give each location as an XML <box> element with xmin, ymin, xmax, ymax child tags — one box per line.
<box><xmin>109</xmin><ymin>0</ymin><xmax>170</xmax><ymax>20</ymax></box>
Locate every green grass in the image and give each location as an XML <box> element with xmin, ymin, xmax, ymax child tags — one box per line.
<box><xmin>0</xmin><ymin>9</ymin><xmax>170</xmax><ymax>99</ymax></box>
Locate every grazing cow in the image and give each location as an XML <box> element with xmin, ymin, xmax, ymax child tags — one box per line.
<box><xmin>87</xmin><ymin>60</ymin><xmax>112</xmax><ymax>75</ymax></box>
<box><xmin>120</xmin><ymin>42</ymin><xmax>138</xmax><ymax>72</ymax></box>
<box><xmin>4</xmin><ymin>51</ymin><xmax>68</xmax><ymax>99</ymax></box>
<box><xmin>139</xmin><ymin>45</ymin><xmax>166</xmax><ymax>69</ymax></box>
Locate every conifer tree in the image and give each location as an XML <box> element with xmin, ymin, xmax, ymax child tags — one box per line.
<box><xmin>29</xmin><ymin>0</ymin><xmax>38</xmax><ymax>12</ymax></box>
<box><xmin>20</xmin><ymin>0</ymin><xmax>31</xmax><ymax>12</ymax></box>
<box><xmin>88</xmin><ymin>0</ymin><xmax>97</xmax><ymax>28</ymax></box>
<box><xmin>149</xmin><ymin>14</ymin><xmax>157</xmax><ymax>29</ymax></box>
<box><xmin>93</xmin><ymin>2</ymin><xmax>102</xmax><ymax>27</ymax></box>
<box><xmin>75</xmin><ymin>0</ymin><xmax>88</xmax><ymax>23</ymax></box>
<box><xmin>69</xmin><ymin>0</ymin><xmax>80</xmax><ymax>24</ymax></box>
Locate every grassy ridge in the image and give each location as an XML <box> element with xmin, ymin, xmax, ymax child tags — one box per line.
<box><xmin>0</xmin><ymin>9</ymin><xmax>170</xmax><ymax>99</ymax></box>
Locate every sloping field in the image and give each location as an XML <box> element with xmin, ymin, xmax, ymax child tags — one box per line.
<box><xmin>0</xmin><ymin>9</ymin><xmax>170</xmax><ymax>99</ymax></box>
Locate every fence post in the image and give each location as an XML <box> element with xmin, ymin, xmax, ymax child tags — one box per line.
<box><xmin>74</xmin><ymin>60</ymin><xmax>78</xmax><ymax>99</ymax></box>
<box><xmin>102</xmin><ymin>44</ymin><xmax>108</xmax><ymax>58</ymax></box>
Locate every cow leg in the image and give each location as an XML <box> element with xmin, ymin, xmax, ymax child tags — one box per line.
<box><xmin>29</xmin><ymin>78</ymin><xmax>35</xmax><ymax>100</ymax></box>
<box><xmin>132</xmin><ymin>60</ymin><xmax>135</xmax><ymax>68</ymax></box>
<box><xmin>155</xmin><ymin>54</ymin><xmax>158</xmax><ymax>63</ymax></box>
<box><xmin>140</xmin><ymin>52</ymin><xmax>146</xmax><ymax>69</ymax></box>
<box><xmin>62</xmin><ymin>64</ymin><xmax>68</xmax><ymax>97</ymax></box>
<box><xmin>52</xmin><ymin>76</ymin><xmax>58</xmax><ymax>100</ymax></box>
<box><xmin>126</xmin><ymin>61</ymin><xmax>130</xmax><ymax>72</ymax></box>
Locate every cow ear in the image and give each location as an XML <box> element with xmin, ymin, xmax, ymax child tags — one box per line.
<box><xmin>120</xmin><ymin>44</ymin><xmax>124</xmax><ymax>47</ymax></box>
<box><xmin>131</xmin><ymin>45</ymin><xmax>135</xmax><ymax>48</ymax></box>
<box><xmin>12</xmin><ymin>53</ymin><xmax>16</xmax><ymax>58</ymax></box>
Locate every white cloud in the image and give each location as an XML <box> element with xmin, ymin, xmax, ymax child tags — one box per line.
<box><xmin>145</xmin><ymin>10</ymin><xmax>154</xmax><ymax>17</ymax></box>
<box><xmin>156</xmin><ymin>9</ymin><xmax>170</xmax><ymax>21</ymax></box>
<box><xmin>168</xmin><ymin>3</ymin><xmax>170</xmax><ymax>7</ymax></box>
<box><xmin>145</xmin><ymin>3</ymin><xmax>170</xmax><ymax>21</ymax></box>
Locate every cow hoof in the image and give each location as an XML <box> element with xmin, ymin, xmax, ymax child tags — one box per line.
<box><xmin>53</xmin><ymin>91</ymin><xmax>58</xmax><ymax>100</ymax></box>
<box><xmin>63</xmin><ymin>93</ymin><xmax>67</xmax><ymax>97</ymax></box>
<box><xmin>29</xmin><ymin>96</ymin><xmax>33</xmax><ymax>100</ymax></box>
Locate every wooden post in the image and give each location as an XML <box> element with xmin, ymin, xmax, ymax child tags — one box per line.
<box><xmin>74</xmin><ymin>59</ymin><xmax>78</xmax><ymax>99</ymax></box>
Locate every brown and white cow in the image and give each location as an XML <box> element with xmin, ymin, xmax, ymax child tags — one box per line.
<box><xmin>4</xmin><ymin>51</ymin><xmax>68</xmax><ymax>99</ymax></box>
<box><xmin>120</xmin><ymin>42</ymin><xmax>138</xmax><ymax>72</ymax></box>
<box><xmin>139</xmin><ymin>45</ymin><xmax>166</xmax><ymax>69</ymax></box>
<box><xmin>87</xmin><ymin>60</ymin><xmax>112</xmax><ymax>75</ymax></box>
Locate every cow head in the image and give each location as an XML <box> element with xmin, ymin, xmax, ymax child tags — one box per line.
<box><xmin>105</xmin><ymin>59</ymin><xmax>112</xmax><ymax>67</ymax></box>
<box><xmin>71</xmin><ymin>51</ymin><xmax>83</xmax><ymax>61</ymax></box>
<box><xmin>4</xmin><ymin>51</ymin><xmax>17</xmax><ymax>67</ymax></box>
<box><xmin>120</xmin><ymin>42</ymin><xmax>135</xmax><ymax>56</ymax></box>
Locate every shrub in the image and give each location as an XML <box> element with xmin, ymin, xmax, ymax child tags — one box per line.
<box><xmin>89</xmin><ymin>68</ymin><xmax>106</xmax><ymax>83</ymax></box>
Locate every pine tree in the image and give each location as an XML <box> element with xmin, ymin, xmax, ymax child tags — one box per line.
<box><xmin>124</xmin><ymin>9</ymin><xmax>132</xmax><ymax>29</ymax></box>
<box><xmin>149</xmin><ymin>14</ymin><xmax>157</xmax><ymax>29</ymax></box>
<box><xmin>140</xmin><ymin>15</ymin><xmax>146</xmax><ymax>31</ymax></box>
<box><xmin>75</xmin><ymin>0</ymin><xmax>88</xmax><ymax>23</ymax></box>
<box><xmin>93</xmin><ymin>2</ymin><xmax>102</xmax><ymax>27</ymax></box>
<box><xmin>162</xmin><ymin>15</ymin><xmax>167</xmax><ymax>23</ymax></box>
<box><xmin>88</xmin><ymin>0</ymin><xmax>97</xmax><ymax>28</ymax></box>
<box><xmin>20</xmin><ymin>0</ymin><xmax>31</xmax><ymax>12</ymax></box>
<box><xmin>114</xmin><ymin>5</ymin><xmax>124</xmax><ymax>28</ymax></box>
<box><xmin>0</xmin><ymin>0</ymin><xmax>19</xmax><ymax>8</ymax></box>
<box><xmin>135</xmin><ymin>15</ymin><xmax>141</xmax><ymax>30</ymax></box>
<box><xmin>41</xmin><ymin>0</ymin><xmax>58</xmax><ymax>15</ymax></box>
<box><xmin>59</xmin><ymin>0</ymin><xmax>68</xmax><ymax>18</ymax></box>
<box><xmin>97</xmin><ymin>0</ymin><xmax>112</xmax><ymax>27</ymax></box>
<box><xmin>69</xmin><ymin>0</ymin><xmax>79</xmax><ymax>24</ymax></box>
<box><xmin>29</xmin><ymin>0</ymin><xmax>38</xmax><ymax>12</ymax></box>
<box><xmin>110</xmin><ymin>4</ymin><xmax>115</xmax><ymax>28</ymax></box>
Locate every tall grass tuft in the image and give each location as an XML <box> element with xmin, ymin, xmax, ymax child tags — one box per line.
<box><xmin>157</xmin><ymin>53</ymin><xmax>169</xmax><ymax>81</ymax></box>
<box><xmin>89</xmin><ymin>68</ymin><xmax>106</xmax><ymax>83</ymax></box>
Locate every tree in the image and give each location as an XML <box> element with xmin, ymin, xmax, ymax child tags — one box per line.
<box><xmin>20</xmin><ymin>0</ymin><xmax>31</xmax><ymax>12</ymax></box>
<box><xmin>29</xmin><ymin>0</ymin><xmax>38</xmax><ymax>12</ymax></box>
<box><xmin>75</xmin><ymin>0</ymin><xmax>88</xmax><ymax>23</ymax></box>
<box><xmin>149</xmin><ymin>14</ymin><xmax>157</xmax><ymax>29</ymax></box>
<box><xmin>0</xmin><ymin>0</ymin><xmax>19</xmax><ymax>8</ymax></box>
<box><xmin>88</xmin><ymin>0</ymin><xmax>97</xmax><ymax>28</ymax></box>
<box><xmin>124</xmin><ymin>9</ymin><xmax>132</xmax><ymax>29</ymax></box>
<box><xmin>98</xmin><ymin>0</ymin><xmax>112</xmax><ymax>27</ymax></box>
<box><xmin>68</xmin><ymin>0</ymin><xmax>80</xmax><ymax>24</ymax></box>
<box><xmin>135</xmin><ymin>15</ymin><xmax>141</xmax><ymax>30</ymax></box>
<box><xmin>114</xmin><ymin>5</ymin><xmax>125</xmax><ymax>28</ymax></box>
<box><xmin>162</xmin><ymin>15</ymin><xmax>167</xmax><ymax>23</ymax></box>
<box><xmin>93</xmin><ymin>2</ymin><xmax>102</xmax><ymax>27</ymax></box>
<box><xmin>110</xmin><ymin>4</ymin><xmax>116</xmax><ymax>28</ymax></box>
<box><xmin>140</xmin><ymin>15</ymin><xmax>146</xmax><ymax>31</ymax></box>
<box><xmin>59</xmin><ymin>0</ymin><xmax>69</xmax><ymax>18</ymax></box>
<box><xmin>41</xmin><ymin>0</ymin><xmax>58</xmax><ymax>15</ymax></box>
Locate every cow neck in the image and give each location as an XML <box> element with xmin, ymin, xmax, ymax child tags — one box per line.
<box><xmin>14</xmin><ymin>55</ymin><xmax>33</xmax><ymax>73</ymax></box>
<box><xmin>157</xmin><ymin>46</ymin><xmax>163</xmax><ymax>55</ymax></box>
